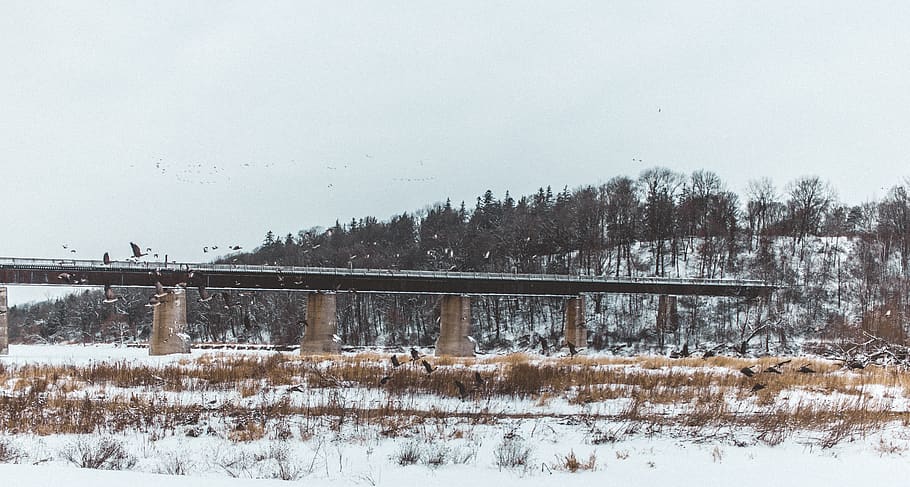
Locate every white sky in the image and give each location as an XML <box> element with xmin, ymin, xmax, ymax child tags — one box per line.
<box><xmin>3</xmin><ymin>1</ymin><xmax>910</xmax><ymax>303</ymax></box>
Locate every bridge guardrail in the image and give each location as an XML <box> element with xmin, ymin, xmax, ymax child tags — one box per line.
<box><xmin>0</xmin><ymin>256</ymin><xmax>771</xmax><ymax>288</ymax></box>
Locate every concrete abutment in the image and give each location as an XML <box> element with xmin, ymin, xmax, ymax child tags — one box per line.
<box><xmin>565</xmin><ymin>295</ymin><xmax>587</xmax><ymax>349</ymax></box>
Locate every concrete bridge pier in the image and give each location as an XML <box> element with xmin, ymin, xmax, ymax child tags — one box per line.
<box><xmin>300</xmin><ymin>292</ymin><xmax>341</xmax><ymax>354</ymax></box>
<box><xmin>565</xmin><ymin>295</ymin><xmax>587</xmax><ymax>349</ymax></box>
<box><xmin>435</xmin><ymin>295</ymin><xmax>476</xmax><ymax>357</ymax></box>
<box><xmin>0</xmin><ymin>287</ymin><xmax>8</xmax><ymax>355</ymax></box>
<box><xmin>149</xmin><ymin>288</ymin><xmax>191</xmax><ymax>355</ymax></box>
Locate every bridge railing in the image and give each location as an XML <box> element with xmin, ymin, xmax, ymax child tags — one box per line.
<box><xmin>0</xmin><ymin>256</ymin><xmax>771</xmax><ymax>288</ymax></box>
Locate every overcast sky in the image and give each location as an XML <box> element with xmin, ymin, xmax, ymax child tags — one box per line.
<box><xmin>3</xmin><ymin>1</ymin><xmax>910</xmax><ymax>304</ymax></box>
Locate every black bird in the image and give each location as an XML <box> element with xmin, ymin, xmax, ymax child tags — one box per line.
<box><xmin>391</xmin><ymin>355</ymin><xmax>401</xmax><ymax>367</ymax></box>
<box><xmin>740</xmin><ymin>366</ymin><xmax>757</xmax><ymax>378</ymax></box>
<box><xmin>750</xmin><ymin>383</ymin><xmax>766</xmax><ymax>393</ymax></box>
<box><xmin>421</xmin><ymin>360</ymin><xmax>434</xmax><ymax>374</ymax></box>
<box><xmin>103</xmin><ymin>252</ymin><xmax>111</xmax><ymax>265</ymax></box>
<box><xmin>763</xmin><ymin>365</ymin><xmax>783</xmax><ymax>374</ymax></box>
<box><xmin>474</xmin><ymin>371</ymin><xmax>484</xmax><ymax>386</ymax></box>
<box><xmin>102</xmin><ymin>284</ymin><xmax>119</xmax><ymax>304</ymax></box>
<box><xmin>539</xmin><ymin>336</ymin><xmax>549</xmax><ymax>355</ymax></box>
<box><xmin>380</xmin><ymin>376</ymin><xmax>392</xmax><ymax>386</ymax></box>
<box><xmin>766</xmin><ymin>359</ymin><xmax>792</xmax><ymax>373</ymax></box>
<box><xmin>410</xmin><ymin>348</ymin><xmax>420</xmax><ymax>361</ymax></box>
<box><xmin>567</xmin><ymin>341</ymin><xmax>579</xmax><ymax>356</ymax></box>
<box><xmin>230</xmin><ymin>245</ymin><xmax>242</xmax><ymax>251</ymax></box>
<box><xmin>454</xmin><ymin>379</ymin><xmax>467</xmax><ymax>398</ymax></box>
<box><xmin>798</xmin><ymin>364</ymin><xmax>816</xmax><ymax>374</ymax></box>
<box><xmin>197</xmin><ymin>286</ymin><xmax>212</xmax><ymax>302</ymax></box>
<box><xmin>130</xmin><ymin>242</ymin><xmax>147</xmax><ymax>258</ymax></box>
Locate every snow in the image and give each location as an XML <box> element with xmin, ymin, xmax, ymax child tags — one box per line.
<box><xmin>1</xmin><ymin>345</ymin><xmax>908</xmax><ymax>486</ymax></box>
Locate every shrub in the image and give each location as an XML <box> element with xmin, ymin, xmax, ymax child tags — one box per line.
<box><xmin>61</xmin><ymin>437</ymin><xmax>136</xmax><ymax>470</ymax></box>
<box><xmin>494</xmin><ymin>434</ymin><xmax>532</xmax><ymax>470</ymax></box>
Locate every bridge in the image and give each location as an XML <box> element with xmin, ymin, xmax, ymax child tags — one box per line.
<box><xmin>0</xmin><ymin>257</ymin><xmax>775</xmax><ymax>357</ymax></box>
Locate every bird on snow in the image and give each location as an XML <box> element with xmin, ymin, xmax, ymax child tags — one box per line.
<box><xmin>130</xmin><ymin>242</ymin><xmax>147</xmax><ymax>258</ymax></box>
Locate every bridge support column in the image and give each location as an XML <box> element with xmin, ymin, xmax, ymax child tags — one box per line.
<box><xmin>149</xmin><ymin>288</ymin><xmax>191</xmax><ymax>356</ymax></box>
<box><xmin>436</xmin><ymin>295</ymin><xmax>475</xmax><ymax>357</ymax></box>
<box><xmin>0</xmin><ymin>287</ymin><xmax>8</xmax><ymax>355</ymax></box>
<box><xmin>565</xmin><ymin>295</ymin><xmax>587</xmax><ymax>349</ymax></box>
<box><xmin>300</xmin><ymin>292</ymin><xmax>341</xmax><ymax>354</ymax></box>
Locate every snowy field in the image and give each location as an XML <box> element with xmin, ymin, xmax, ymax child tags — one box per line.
<box><xmin>0</xmin><ymin>345</ymin><xmax>908</xmax><ymax>486</ymax></box>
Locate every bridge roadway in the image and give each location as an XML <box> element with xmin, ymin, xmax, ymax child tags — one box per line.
<box><xmin>0</xmin><ymin>257</ymin><xmax>774</xmax><ymax>298</ymax></box>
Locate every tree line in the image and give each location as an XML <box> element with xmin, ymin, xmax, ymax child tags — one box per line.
<box><xmin>9</xmin><ymin>168</ymin><xmax>910</xmax><ymax>354</ymax></box>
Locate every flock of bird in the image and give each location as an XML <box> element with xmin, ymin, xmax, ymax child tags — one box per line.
<box><xmin>379</xmin><ymin>347</ymin><xmax>485</xmax><ymax>400</ymax></box>
<box><xmin>74</xmin><ymin>242</ymin><xmax>247</xmax><ymax>310</ymax></box>
<box><xmin>738</xmin><ymin>359</ymin><xmax>816</xmax><ymax>392</ymax></box>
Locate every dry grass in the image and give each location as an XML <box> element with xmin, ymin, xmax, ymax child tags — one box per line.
<box><xmin>0</xmin><ymin>351</ymin><xmax>908</xmax><ymax>449</ymax></box>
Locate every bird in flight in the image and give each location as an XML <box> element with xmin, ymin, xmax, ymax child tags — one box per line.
<box><xmin>197</xmin><ymin>286</ymin><xmax>213</xmax><ymax>302</ymax></box>
<box><xmin>421</xmin><ymin>360</ymin><xmax>435</xmax><ymax>374</ymax></box>
<box><xmin>102</xmin><ymin>284</ymin><xmax>119</xmax><ymax>304</ymax></box>
<box><xmin>410</xmin><ymin>348</ymin><xmax>420</xmax><ymax>361</ymax></box>
<box><xmin>391</xmin><ymin>355</ymin><xmax>401</xmax><ymax>367</ymax></box>
<box><xmin>145</xmin><ymin>295</ymin><xmax>161</xmax><ymax>307</ymax></box>
<box><xmin>739</xmin><ymin>366</ymin><xmax>757</xmax><ymax>378</ymax></box>
<box><xmin>130</xmin><ymin>242</ymin><xmax>147</xmax><ymax>258</ymax></box>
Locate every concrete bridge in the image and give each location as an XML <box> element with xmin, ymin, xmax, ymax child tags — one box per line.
<box><xmin>0</xmin><ymin>257</ymin><xmax>775</xmax><ymax>357</ymax></box>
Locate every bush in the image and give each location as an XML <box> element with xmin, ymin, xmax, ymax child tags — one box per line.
<box><xmin>0</xmin><ymin>438</ymin><xmax>22</xmax><ymax>463</ymax></box>
<box><xmin>394</xmin><ymin>441</ymin><xmax>422</xmax><ymax>466</ymax></box>
<box><xmin>494</xmin><ymin>434</ymin><xmax>532</xmax><ymax>470</ymax></box>
<box><xmin>61</xmin><ymin>437</ymin><xmax>136</xmax><ymax>470</ymax></box>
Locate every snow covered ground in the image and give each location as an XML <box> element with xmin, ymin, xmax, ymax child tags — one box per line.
<box><xmin>1</xmin><ymin>344</ymin><xmax>908</xmax><ymax>486</ymax></box>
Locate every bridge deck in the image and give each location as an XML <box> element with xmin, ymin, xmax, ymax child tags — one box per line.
<box><xmin>0</xmin><ymin>257</ymin><xmax>774</xmax><ymax>298</ymax></box>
